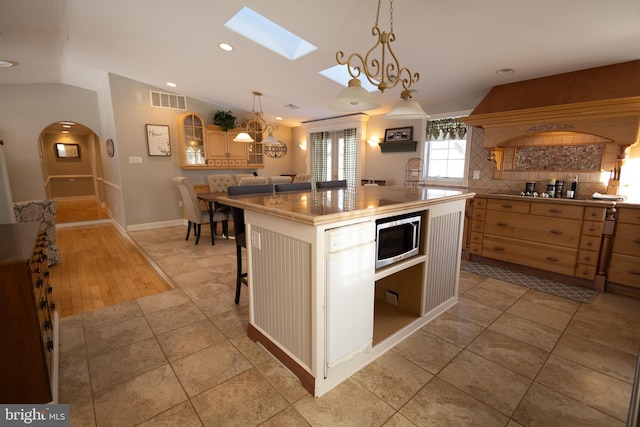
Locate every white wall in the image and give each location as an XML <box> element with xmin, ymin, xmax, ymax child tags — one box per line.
<box><xmin>0</xmin><ymin>83</ymin><xmax>101</xmax><ymax>202</ymax></box>
<box><xmin>363</xmin><ymin>116</ymin><xmax>428</xmax><ymax>186</ymax></box>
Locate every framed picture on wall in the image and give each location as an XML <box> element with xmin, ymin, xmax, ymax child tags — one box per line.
<box><xmin>384</xmin><ymin>127</ymin><xmax>413</xmax><ymax>142</ymax></box>
<box><xmin>55</xmin><ymin>143</ymin><xmax>80</xmax><ymax>158</ymax></box>
<box><xmin>146</xmin><ymin>124</ymin><xmax>171</xmax><ymax>156</ymax></box>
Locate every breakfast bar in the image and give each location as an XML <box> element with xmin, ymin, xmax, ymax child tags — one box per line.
<box><xmin>218</xmin><ymin>185</ymin><xmax>474</xmax><ymax>397</ymax></box>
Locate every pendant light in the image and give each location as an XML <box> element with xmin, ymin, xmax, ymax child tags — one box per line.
<box><xmin>385</xmin><ymin>90</ymin><xmax>430</xmax><ymax>119</ymax></box>
<box><xmin>330</xmin><ymin>0</ymin><xmax>428</xmax><ymax>119</ymax></box>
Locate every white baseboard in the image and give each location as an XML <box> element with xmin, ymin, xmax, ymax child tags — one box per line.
<box><xmin>126</xmin><ymin>219</ymin><xmax>185</xmax><ymax>232</ymax></box>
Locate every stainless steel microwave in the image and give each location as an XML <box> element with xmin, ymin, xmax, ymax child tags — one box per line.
<box><xmin>375</xmin><ymin>214</ymin><xmax>421</xmax><ymax>269</ymax></box>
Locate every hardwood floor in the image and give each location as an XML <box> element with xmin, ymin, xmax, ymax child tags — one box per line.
<box><xmin>55</xmin><ymin>197</ymin><xmax>110</xmax><ymax>223</ymax></box>
<box><xmin>50</xmin><ymin>198</ymin><xmax>172</xmax><ymax>317</ymax></box>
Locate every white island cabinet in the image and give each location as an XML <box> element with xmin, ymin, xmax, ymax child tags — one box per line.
<box><xmin>218</xmin><ymin>186</ymin><xmax>474</xmax><ymax>397</ymax></box>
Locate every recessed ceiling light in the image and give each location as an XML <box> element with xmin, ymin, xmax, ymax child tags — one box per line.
<box><xmin>62</xmin><ymin>125</ymin><xmax>71</xmax><ymax>128</ymax></box>
<box><xmin>59</xmin><ymin>121</ymin><xmax>76</xmax><ymax>125</ymax></box>
<box><xmin>219</xmin><ymin>43</ymin><xmax>234</xmax><ymax>51</ymax></box>
<box><xmin>275</xmin><ymin>116</ymin><xmax>283</xmax><ymax>121</ymax></box>
<box><xmin>0</xmin><ymin>60</ymin><xmax>15</xmax><ymax>68</ymax></box>
<box><xmin>496</xmin><ymin>68</ymin><xmax>515</xmax><ymax>76</ymax></box>
<box><xmin>166</xmin><ymin>82</ymin><xmax>177</xmax><ymax>88</ymax></box>
<box><xmin>62</xmin><ymin>130</ymin><xmax>69</xmax><ymax>134</ymax></box>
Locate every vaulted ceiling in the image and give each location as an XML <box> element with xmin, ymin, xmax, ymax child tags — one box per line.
<box><xmin>1</xmin><ymin>0</ymin><xmax>639</xmax><ymax>128</ymax></box>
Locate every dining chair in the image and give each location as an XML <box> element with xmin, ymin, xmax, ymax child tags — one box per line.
<box><xmin>275</xmin><ymin>182</ymin><xmax>312</xmax><ymax>192</ymax></box>
<box><xmin>172</xmin><ymin>176</ymin><xmax>230</xmax><ymax>245</ymax></box>
<box><xmin>267</xmin><ymin>176</ymin><xmax>292</xmax><ymax>185</ymax></box>
<box><xmin>238</xmin><ymin>176</ymin><xmax>267</xmax><ymax>185</ymax></box>
<box><xmin>292</xmin><ymin>174</ymin><xmax>311</xmax><ymax>183</ymax></box>
<box><xmin>227</xmin><ymin>184</ymin><xmax>275</xmax><ymax>304</ymax></box>
<box><xmin>206</xmin><ymin>174</ymin><xmax>234</xmax><ymax>237</ymax></box>
<box><xmin>316</xmin><ymin>179</ymin><xmax>348</xmax><ymax>189</ymax></box>
<box><xmin>233</xmin><ymin>173</ymin><xmax>254</xmax><ymax>185</ymax></box>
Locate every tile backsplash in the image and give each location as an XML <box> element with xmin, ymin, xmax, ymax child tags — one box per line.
<box><xmin>467</xmin><ymin>128</ymin><xmax>611</xmax><ymax>198</ymax></box>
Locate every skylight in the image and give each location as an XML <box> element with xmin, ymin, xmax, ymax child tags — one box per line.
<box><xmin>319</xmin><ymin>65</ymin><xmax>380</xmax><ymax>92</ymax></box>
<box><xmin>224</xmin><ymin>7</ymin><xmax>317</xmax><ymax>61</ymax></box>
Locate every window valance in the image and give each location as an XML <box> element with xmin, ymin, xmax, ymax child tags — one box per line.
<box><xmin>426</xmin><ymin>118</ymin><xmax>467</xmax><ymax>140</ymax></box>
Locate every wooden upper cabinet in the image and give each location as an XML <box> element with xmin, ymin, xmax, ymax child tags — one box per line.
<box><xmin>178</xmin><ymin>112</ymin><xmax>207</xmax><ymax>168</ymax></box>
<box><xmin>205</xmin><ymin>125</ymin><xmax>248</xmax><ymax>168</ymax></box>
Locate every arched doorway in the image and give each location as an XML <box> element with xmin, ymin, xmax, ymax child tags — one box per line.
<box><xmin>38</xmin><ymin>121</ymin><xmax>108</xmax><ymax>223</ymax></box>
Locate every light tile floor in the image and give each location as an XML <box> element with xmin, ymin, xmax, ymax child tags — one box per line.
<box><xmin>59</xmin><ymin>225</ymin><xmax>640</xmax><ymax>426</ymax></box>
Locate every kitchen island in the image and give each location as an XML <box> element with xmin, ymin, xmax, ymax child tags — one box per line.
<box><xmin>218</xmin><ymin>185</ymin><xmax>474</xmax><ymax>397</ymax></box>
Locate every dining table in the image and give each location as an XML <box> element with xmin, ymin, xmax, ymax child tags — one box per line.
<box><xmin>197</xmin><ymin>191</ymin><xmax>229</xmax><ymax>245</ymax></box>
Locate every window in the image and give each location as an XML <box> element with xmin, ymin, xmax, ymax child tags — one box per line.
<box><xmin>425</xmin><ymin>118</ymin><xmax>469</xmax><ymax>184</ymax></box>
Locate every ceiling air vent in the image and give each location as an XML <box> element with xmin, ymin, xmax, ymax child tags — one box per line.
<box><xmin>150</xmin><ymin>91</ymin><xmax>187</xmax><ymax>110</ymax></box>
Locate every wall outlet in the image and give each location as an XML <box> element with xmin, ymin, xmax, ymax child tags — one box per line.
<box><xmin>473</xmin><ymin>170</ymin><xmax>480</xmax><ymax>180</ymax></box>
<box><xmin>384</xmin><ymin>290</ymin><xmax>399</xmax><ymax>306</ymax></box>
<box><xmin>251</xmin><ymin>230</ymin><xmax>261</xmax><ymax>250</ymax></box>
<box><xmin>178</xmin><ymin>201</ymin><xmax>183</xmax><ymax>208</ymax></box>
<box><xmin>129</xmin><ymin>156</ymin><xmax>143</xmax><ymax>164</ymax></box>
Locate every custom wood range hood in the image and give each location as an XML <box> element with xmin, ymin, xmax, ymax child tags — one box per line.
<box><xmin>462</xmin><ymin>60</ymin><xmax>640</xmax><ymax>149</ymax></box>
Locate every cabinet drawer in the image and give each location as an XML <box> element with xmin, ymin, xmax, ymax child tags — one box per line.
<box><xmin>577</xmin><ymin>249</ymin><xmax>598</xmax><ymax>266</ymax></box>
<box><xmin>487</xmin><ymin>199</ymin><xmax>530</xmax><ymax>214</ymax></box>
<box><xmin>608</xmin><ymin>253</ymin><xmax>640</xmax><ymax>288</ymax></box>
<box><xmin>482</xmin><ymin>235</ymin><xmax>577</xmax><ymax>276</ymax></box>
<box><xmin>617</xmin><ymin>208</ymin><xmax>640</xmax><ymax>225</ymax></box>
<box><xmin>470</xmin><ymin>243</ymin><xmax>483</xmax><ymax>255</ymax></box>
<box><xmin>472</xmin><ymin>209</ymin><xmax>486</xmax><ymax>222</ymax></box>
<box><xmin>581</xmin><ymin>221</ymin><xmax>604</xmax><ymax>237</ymax></box>
<box><xmin>584</xmin><ymin>207</ymin><xmax>606</xmax><ymax>222</ymax></box>
<box><xmin>470</xmin><ymin>231</ymin><xmax>484</xmax><ymax>244</ymax></box>
<box><xmin>474</xmin><ymin>197</ymin><xmax>488</xmax><ymax>209</ymax></box>
<box><xmin>575</xmin><ymin>264</ymin><xmax>596</xmax><ymax>280</ymax></box>
<box><xmin>471</xmin><ymin>220</ymin><xmax>485</xmax><ymax>233</ymax></box>
<box><xmin>579</xmin><ymin>235</ymin><xmax>601</xmax><ymax>251</ymax></box>
<box><xmin>612</xmin><ymin>223</ymin><xmax>640</xmax><ymax>256</ymax></box>
<box><xmin>485</xmin><ymin>211</ymin><xmax>582</xmax><ymax>248</ymax></box>
<box><xmin>530</xmin><ymin>203</ymin><xmax>584</xmax><ymax>220</ymax></box>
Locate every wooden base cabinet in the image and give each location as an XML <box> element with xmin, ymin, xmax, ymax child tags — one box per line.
<box><xmin>608</xmin><ymin>207</ymin><xmax>640</xmax><ymax>289</ymax></box>
<box><xmin>0</xmin><ymin>222</ymin><xmax>58</xmax><ymax>403</ymax></box>
<box><xmin>467</xmin><ymin>195</ymin><xmax>613</xmax><ymax>290</ymax></box>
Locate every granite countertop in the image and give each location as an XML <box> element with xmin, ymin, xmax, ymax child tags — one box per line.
<box><xmin>217</xmin><ymin>186</ymin><xmax>474</xmax><ymax>226</ymax></box>
<box><xmin>471</xmin><ymin>190</ymin><xmax>640</xmax><ymax>208</ymax></box>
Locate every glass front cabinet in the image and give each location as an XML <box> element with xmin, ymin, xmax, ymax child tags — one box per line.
<box><xmin>177</xmin><ymin>112</ymin><xmax>265</xmax><ymax>170</ymax></box>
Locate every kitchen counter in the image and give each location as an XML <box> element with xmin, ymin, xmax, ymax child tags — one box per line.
<box><xmin>217</xmin><ymin>185</ymin><xmax>471</xmax><ymax>225</ymax></box>
<box><xmin>218</xmin><ymin>185</ymin><xmax>474</xmax><ymax>397</ymax></box>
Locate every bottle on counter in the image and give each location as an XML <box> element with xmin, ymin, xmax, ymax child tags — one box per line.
<box><xmin>546</xmin><ymin>178</ymin><xmax>556</xmax><ymax>198</ymax></box>
<box><xmin>554</xmin><ymin>179</ymin><xmax>564</xmax><ymax>198</ymax></box>
<box><xmin>567</xmin><ymin>174</ymin><xmax>578</xmax><ymax>199</ymax></box>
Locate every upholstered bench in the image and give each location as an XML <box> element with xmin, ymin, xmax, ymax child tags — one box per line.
<box><xmin>13</xmin><ymin>199</ymin><xmax>60</xmax><ymax>265</ymax></box>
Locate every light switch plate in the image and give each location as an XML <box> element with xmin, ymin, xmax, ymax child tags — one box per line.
<box><xmin>473</xmin><ymin>170</ymin><xmax>480</xmax><ymax>179</ymax></box>
<box><xmin>129</xmin><ymin>156</ymin><xmax>143</xmax><ymax>164</ymax></box>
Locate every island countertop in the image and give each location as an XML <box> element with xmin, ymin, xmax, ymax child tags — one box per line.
<box><xmin>217</xmin><ymin>186</ymin><xmax>475</xmax><ymax>226</ymax></box>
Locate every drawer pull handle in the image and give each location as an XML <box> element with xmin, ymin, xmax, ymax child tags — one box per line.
<box><xmin>584</xmin><ymin>255</ymin><xmax>591</xmax><ymax>261</ymax></box>
<box><xmin>549</xmin><ymin>208</ymin><xmax>562</xmax><ymax>213</ymax></box>
<box><xmin>587</xmin><ymin>241</ymin><xmax>593</xmax><ymax>247</ymax></box>
<box><xmin>497</xmin><ymin>222</ymin><xmax>508</xmax><ymax>227</ymax></box>
<box><xmin>589</xmin><ymin>226</ymin><xmax>596</xmax><ymax>232</ymax></box>
<box><xmin>494</xmin><ymin>246</ymin><xmax>505</xmax><ymax>251</ymax></box>
<box><xmin>546</xmin><ymin>256</ymin><xmax>559</xmax><ymax>262</ymax></box>
<box><xmin>591</xmin><ymin>212</ymin><xmax>598</xmax><ymax>217</ymax></box>
<box><xmin>629</xmin><ymin>270</ymin><xmax>640</xmax><ymax>276</ymax></box>
<box><xmin>501</xmin><ymin>204</ymin><xmax>512</xmax><ymax>209</ymax></box>
<box><xmin>582</xmin><ymin>270</ymin><xmax>588</xmax><ymax>275</ymax></box>
<box><xmin>550</xmin><ymin>229</ymin><xmax>563</xmax><ymax>235</ymax></box>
